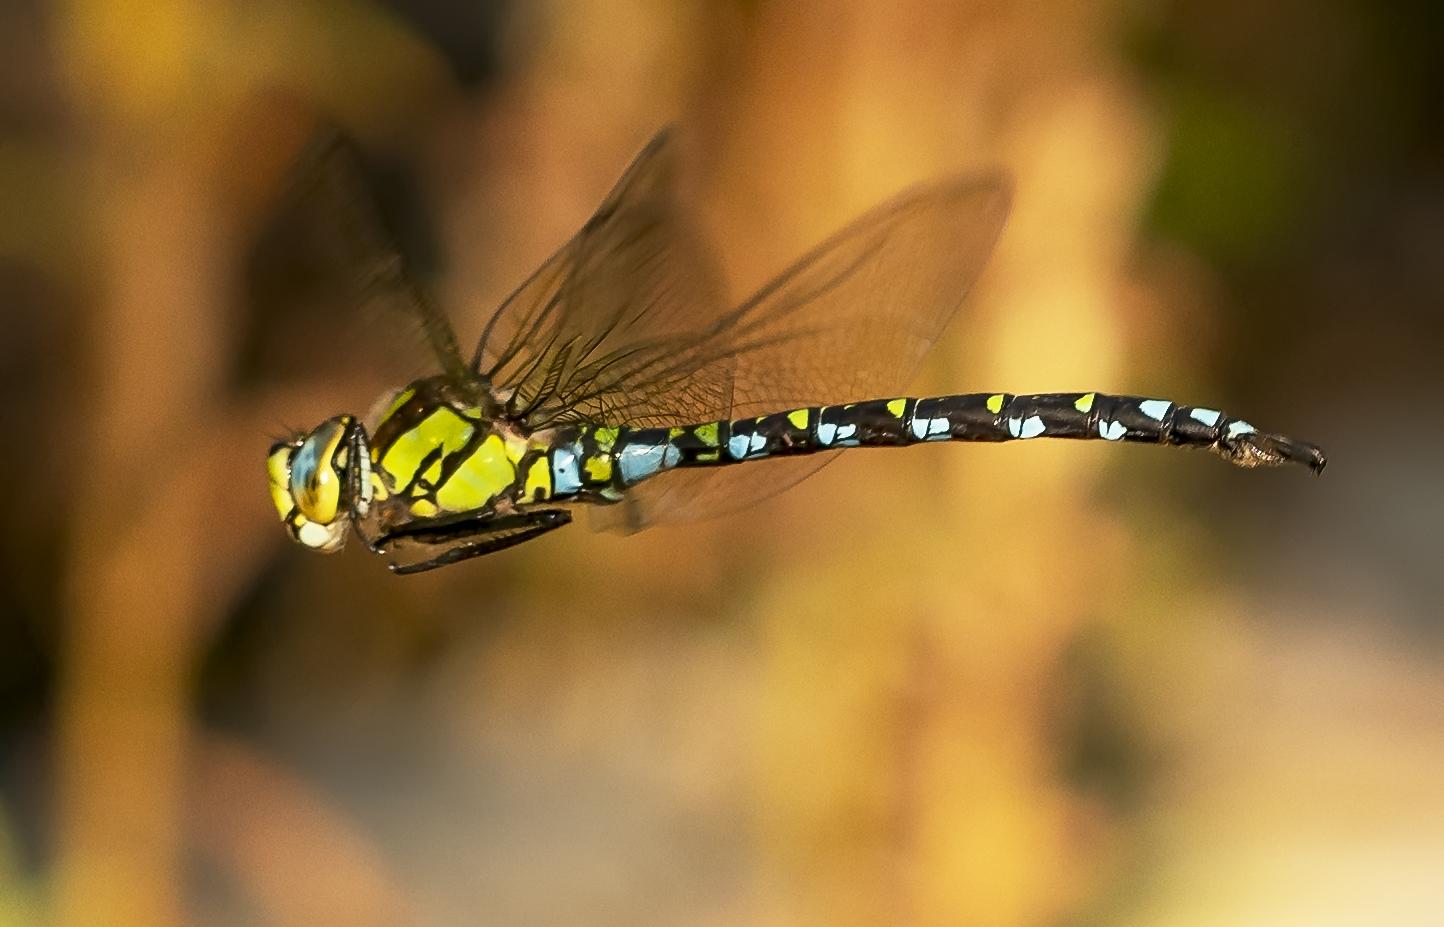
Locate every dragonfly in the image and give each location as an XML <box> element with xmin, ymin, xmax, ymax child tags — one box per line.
<box><xmin>266</xmin><ymin>129</ymin><xmax>1326</xmax><ymax>574</ymax></box>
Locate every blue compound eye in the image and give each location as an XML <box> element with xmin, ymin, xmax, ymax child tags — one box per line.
<box><xmin>290</xmin><ymin>418</ymin><xmax>347</xmax><ymax>525</ymax></box>
<box><xmin>267</xmin><ymin>416</ymin><xmax>365</xmax><ymax>554</ymax></box>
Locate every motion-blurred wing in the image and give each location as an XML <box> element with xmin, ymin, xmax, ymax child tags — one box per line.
<box><xmin>248</xmin><ymin>130</ymin><xmax>467</xmax><ymax>387</ymax></box>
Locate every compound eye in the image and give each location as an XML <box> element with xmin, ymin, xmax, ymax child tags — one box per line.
<box><xmin>290</xmin><ymin>418</ymin><xmax>348</xmax><ymax>525</ymax></box>
<box><xmin>267</xmin><ymin>443</ymin><xmax>299</xmax><ymax>519</ymax></box>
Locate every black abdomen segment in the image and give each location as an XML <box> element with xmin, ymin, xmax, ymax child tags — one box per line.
<box><xmin>604</xmin><ymin>392</ymin><xmax>1325</xmax><ymax>490</ymax></box>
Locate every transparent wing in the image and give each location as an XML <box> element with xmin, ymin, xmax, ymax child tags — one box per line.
<box><xmin>248</xmin><ymin>129</ymin><xmax>468</xmax><ymax>387</ymax></box>
<box><xmin>595</xmin><ymin>170</ymin><xmax>1012</xmax><ymax>531</ymax></box>
<box><xmin>472</xmin><ymin>129</ymin><xmax>736</xmax><ymax>426</ymax></box>
<box><xmin>471</xmin><ymin>131</ymin><xmax>1012</xmax><ymax>530</ymax></box>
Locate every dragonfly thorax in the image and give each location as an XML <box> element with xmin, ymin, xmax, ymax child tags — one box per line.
<box><xmin>365</xmin><ymin>376</ymin><xmax>552</xmax><ymax>521</ymax></box>
<box><xmin>267</xmin><ymin>414</ymin><xmax>373</xmax><ymax>552</ymax></box>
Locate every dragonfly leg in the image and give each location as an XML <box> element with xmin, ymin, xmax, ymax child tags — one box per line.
<box><xmin>379</xmin><ymin>509</ymin><xmax>572</xmax><ymax>574</ymax></box>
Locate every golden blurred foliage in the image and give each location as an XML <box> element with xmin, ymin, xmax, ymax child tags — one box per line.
<box><xmin>0</xmin><ymin>0</ymin><xmax>1439</xmax><ymax>925</ymax></box>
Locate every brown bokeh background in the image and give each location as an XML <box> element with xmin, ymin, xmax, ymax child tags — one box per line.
<box><xmin>1</xmin><ymin>0</ymin><xmax>1441</xmax><ymax>924</ymax></box>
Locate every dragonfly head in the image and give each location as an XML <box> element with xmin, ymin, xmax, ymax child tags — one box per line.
<box><xmin>267</xmin><ymin>414</ymin><xmax>373</xmax><ymax>553</ymax></box>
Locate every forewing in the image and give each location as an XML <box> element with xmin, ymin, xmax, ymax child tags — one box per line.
<box><xmin>467</xmin><ymin>130</ymin><xmax>1010</xmax><ymax>531</ymax></box>
<box><xmin>471</xmin><ymin>130</ymin><xmax>735</xmax><ymax>426</ymax></box>
<box><xmin>697</xmin><ymin>173</ymin><xmax>1012</xmax><ymax>414</ymax></box>
<box><xmin>592</xmin><ymin>172</ymin><xmax>1013</xmax><ymax>531</ymax></box>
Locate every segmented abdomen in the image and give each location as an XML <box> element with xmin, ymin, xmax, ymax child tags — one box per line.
<box><xmin>550</xmin><ymin>391</ymin><xmax>1325</xmax><ymax>497</ymax></box>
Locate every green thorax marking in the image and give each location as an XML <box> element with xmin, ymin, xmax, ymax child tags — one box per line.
<box><xmin>369</xmin><ymin>377</ymin><xmax>545</xmax><ymax>517</ymax></box>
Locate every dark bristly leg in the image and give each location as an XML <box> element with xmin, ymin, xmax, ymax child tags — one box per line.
<box><xmin>379</xmin><ymin>510</ymin><xmax>572</xmax><ymax>575</ymax></box>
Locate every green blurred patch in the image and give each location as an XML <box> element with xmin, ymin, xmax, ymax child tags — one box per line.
<box><xmin>1150</xmin><ymin>86</ymin><xmax>1314</xmax><ymax>264</ymax></box>
<box><xmin>0</xmin><ymin>802</ymin><xmax>41</xmax><ymax>927</ymax></box>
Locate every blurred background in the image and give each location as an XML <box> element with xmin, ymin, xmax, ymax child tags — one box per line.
<box><xmin>1</xmin><ymin>0</ymin><xmax>1441</xmax><ymax>924</ymax></box>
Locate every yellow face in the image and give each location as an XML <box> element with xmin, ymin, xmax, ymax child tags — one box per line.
<box><xmin>268</xmin><ymin>415</ymin><xmax>372</xmax><ymax>552</ymax></box>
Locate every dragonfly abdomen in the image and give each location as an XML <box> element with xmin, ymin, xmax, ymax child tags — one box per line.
<box><xmin>594</xmin><ymin>391</ymin><xmax>1324</xmax><ymax>491</ymax></box>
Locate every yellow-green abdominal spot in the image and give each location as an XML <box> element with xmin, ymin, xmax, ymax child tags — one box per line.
<box><xmin>1075</xmin><ymin>392</ymin><xmax>1095</xmax><ymax>413</ymax></box>
<box><xmin>787</xmin><ymin>408</ymin><xmax>809</xmax><ymax>429</ymax></box>
<box><xmin>594</xmin><ymin>427</ymin><xmax>619</xmax><ymax>453</ymax></box>
<box><xmin>381</xmin><ymin>408</ymin><xmax>474</xmax><ymax>487</ymax></box>
<box><xmin>986</xmin><ymin>394</ymin><xmax>1004</xmax><ymax>414</ymax></box>
<box><xmin>524</xmin><ymin>458</ymin><xmax>551</xmax><ymax>501</ymax></box>
<box><xmin>584</xmin><ymin>453</ymin><xmax>612</xmax><ymax>482</ymax></box>
<box><xmin>886</xmin><ymin>399</ymin><xmax>906</xmax><ymax>418</ymax></box>
<box><xmin>693</xmin><ymin>421</ymin><xmax>721</xmax><ymax>461</ymax></box>
<box><xmin>435</xmin><ymin>434</ymin><xmax>515</xmax><ymax>512</ymax></box>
